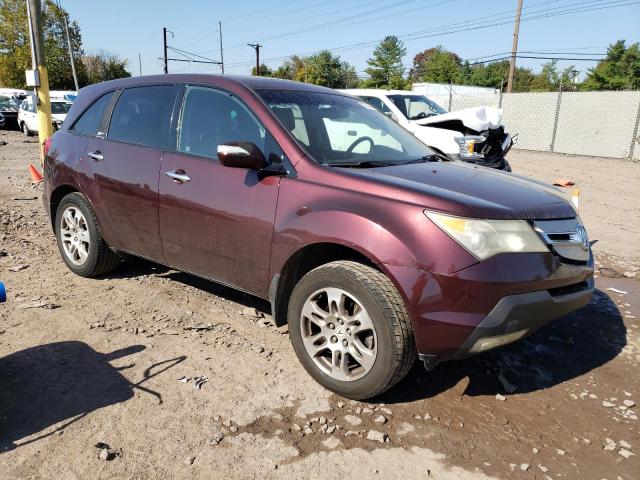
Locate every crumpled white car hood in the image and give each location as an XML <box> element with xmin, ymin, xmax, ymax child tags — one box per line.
<box><xmin>415</xmin><ymin>106</ymin><xmax>503</xmax><ymax>132</ymax></box>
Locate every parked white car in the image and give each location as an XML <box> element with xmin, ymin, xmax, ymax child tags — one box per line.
<box><xmin>341</xmin><ymin>89</ymin><xmax>516</xmax><ymax>171</ymax></box>
<box><xmin>18</xmin><ymin>95</ymin><xmax>72</xmax><ymax>136</ymax></box>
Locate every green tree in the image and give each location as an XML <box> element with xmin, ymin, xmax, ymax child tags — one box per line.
<box><xmin>0</xmin><ymin>0</ymin><xmax>30</xmax><ymax>88</ymax></box>
<box><xmin>529</xmin><ymin>60</ymin><xmax>560</xmax><ymax>91</ymax></box>
<box><xmin>43</xmin><ymin>0</ymin><xmax>87</xmax><ymax>89</ymax></box>
<box><xmin>410</xmin><ymin>46</ymin><xmax>462</xmax><ymax>83</ymax></box>
<box><xmin>582</xmin><ymin>40</ymin><xmax>640</xmax><ymax>90</ymax></box>
<box><xmin>364</xmin><ymin>35</ymin><xmax>406</xmax><ymax>89</ymax></box>
<box><xmin>0</xmin><ymin>0</ymin><xmax>87</xmax><ymax>89</ymax></box>
<box><xmin>82</xmin><ymin>50</ymin><xmax>130</xmax><ymax>84</ymax></box>
<box><xmin>295</xmin><ymin>50</ymin><xmax>358</xmax><ymax>88</ymax></box>
<box><xmin>250</xmin><ymin>64</ymin><xmax>273</xmax><ymax>76</ymax></box>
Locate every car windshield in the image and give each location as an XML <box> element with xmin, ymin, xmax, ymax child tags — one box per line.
<box><xmin>387</xmin><ymin>94</ymin><xmax>447</xmax><ymax>120</ymax></box>
<box><xmin>257</xmin><ymin>89</ymin><xmax>435</xmax><ymax>167</ymax></box>
<box><xmin>0</xmin><ymin>97</ymin><xmax>17</xmax><ymax>109</ymax></box>
<box><xmin>51</xmin><ymin>102</ymin><xmax>71</xmax><ymax>114</ymax></box>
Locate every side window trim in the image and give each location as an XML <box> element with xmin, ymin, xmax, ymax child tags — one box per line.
<box><xmin>105</xmin><ymin>84</ymin><xmax>179</xmax><ymax>150</ymax></box>
<box><xmin>177</xmin><ymin>84</ymin><xmax>267</xmax><ymax>161</ymax></box>
<box><xmin>68</xmin><ymin>90</ymin><xmax>116</xmax><ymax>138</ymax></box>
<box><xmin>168</xmin><ymin>84</ymin><xmax>186</xmax><ymax>153</ymax></box>
<box><xmin>176</xmin><ymin>83</ymin><xmax>296</xmax><ymax>176</ymax></box>
<box><xmin>98</xmin><ymin>89</ymin><xmax>122</xmax><ymax>138</ymax></box>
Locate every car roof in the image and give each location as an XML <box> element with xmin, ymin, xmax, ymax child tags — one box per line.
<box><xmin>84</xmin><ymin>74</ymin><xmax>351</xmax><ymax>96</ymax></box>
<box><xmin>341</xmin><ymin>89</ymin><xmax>422</xmax><ymax>96</ymax></box>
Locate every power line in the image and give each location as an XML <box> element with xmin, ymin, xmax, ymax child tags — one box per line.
<box><xmin>225</xmin><ymin>0</ymin><xmax>420</xmax><ymax>49</ymax></box>
<box><xmin>225</xmin><ymin>0</ymin><xmax>637</xmax><ymax>69</ymax></box>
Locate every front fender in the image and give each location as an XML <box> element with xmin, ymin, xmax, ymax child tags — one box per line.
<box><xmin>411</xmin><ymin>125</ymin><xmax>461</xmax><ymax>155</ymax></box>
<box><xmin>271</xmin><ymin>208</ymin><xmax>416</xmax><ymax>278</ymax></box>
<box><xmin>270</xmin><ymin>173</ymin><xmax>478</xmax><ymax>280</ymax></box>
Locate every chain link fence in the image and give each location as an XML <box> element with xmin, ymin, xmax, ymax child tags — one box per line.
<box><xmin>424</xmin><ymin>90</ymin><xmax>640</xmax><ymax>160</ymax></box>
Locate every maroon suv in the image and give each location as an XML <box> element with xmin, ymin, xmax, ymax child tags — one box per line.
<box><xmin>43</xmin><ymin>75</ymin><xmax>594</xmax><ymax>399</ymax></box>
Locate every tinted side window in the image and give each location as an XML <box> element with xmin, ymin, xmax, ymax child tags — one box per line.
<box><xmin>178</xmin><ymin>86</ymin><xmax>266</xmax><ymax>159</ymax></box>
<box><xmin>71</xmin><ymin>92</ymin><xmax>113</xmax><ymax>136</ymax></box>
<box><xmin>108</xmin><ymin>85</ymin><xmax>178</xmax><ymax>149</ymax></box>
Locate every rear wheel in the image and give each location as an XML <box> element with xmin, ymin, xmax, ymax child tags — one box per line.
<box><xmin>54</xmin><ymin>192</ymin><xmax>120</xmax><ymax>277</ymax></box>
<box><xmin>288</xmin><ymin>261</ymin><xmax>416</xmax><ymax>399</ymax></box>
<box><xmin>21</xmin><ymin>122</ymin><xmax>32</xmax><ymax>136</ymax></box>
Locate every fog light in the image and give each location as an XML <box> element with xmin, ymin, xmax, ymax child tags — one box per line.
<box><xmin>469</xmin><ymin>329</ymin><xmax>528</xmax><ymax>353</ymax></box>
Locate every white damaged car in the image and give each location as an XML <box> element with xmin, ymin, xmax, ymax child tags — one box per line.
<box><xmin>341</xmin><ymin>89</ymin><xmax>516</xmax><ymax>171</ymax></box>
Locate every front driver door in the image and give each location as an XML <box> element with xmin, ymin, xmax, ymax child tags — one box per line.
<box><xmin>158</xmin><ymin>85</ymin><xmax>281</xmax><ymax>297</ymax></box>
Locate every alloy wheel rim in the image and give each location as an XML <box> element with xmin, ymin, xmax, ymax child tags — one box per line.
<box><xmin>299</xmin><ymin>287</ymin><xmax>377</xmax><ymax>382</ymax></box>
<box><xmin>60</xmin><ymin>206</ymin><xmax>90</xmax><ymax>266</ymax></box>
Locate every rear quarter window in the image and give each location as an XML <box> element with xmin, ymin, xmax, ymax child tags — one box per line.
<box><xmin>108</xmin><ymin>85</ymin><xmax>178</xmax><ymax>149</ymax></box>
<box><xmin>71</xmin><ymin>92</ymin><xmax>114</xmax><ymax>137</ymax></box>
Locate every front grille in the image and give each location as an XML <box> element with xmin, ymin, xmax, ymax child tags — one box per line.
<box><xmin>479</xmin><ymin>126</ymin><xmax>508</xmax><ymax>160</ymax></box>
<box><xmin>534</xmin><ymin>219</ymin><xmax>590</xmax><ymax>264</ymax></box>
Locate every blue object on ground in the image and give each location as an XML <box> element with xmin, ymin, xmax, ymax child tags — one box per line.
<box><xmin>0</xmin><ymin>281</ymin><xmax>5</xmax><ymax>303</ymax></box>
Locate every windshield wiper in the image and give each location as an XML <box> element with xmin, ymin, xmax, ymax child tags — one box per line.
<box><xmin>401</xmin><ymin>155</ymin><xmax>442</xmax><ymax>165</ymax></box>
<box><xmin>329</xmin><ymin>160</ymin><xmax>397</xmax><ymax>168</ymax></box>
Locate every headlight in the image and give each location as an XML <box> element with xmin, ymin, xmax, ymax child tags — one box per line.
<box><xmin>426</xmin><ymin>211</ymin><xmax>549</xmax><ymax>260</ymax></box>
<box><xmin>455</xmin><ymin>135</ymin><xmax>486</xmax><ymax>159</ymax></box>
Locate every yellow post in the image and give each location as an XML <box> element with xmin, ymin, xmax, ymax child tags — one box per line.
<box><xmin>36</xmin><ymin>65</ymin><xmax>54</xmax><ymax>165</ymax></box>
<box><xmin>26</xmin><ymin>0</ymin><xmax>53</xmax><ymax>166</ymax></box>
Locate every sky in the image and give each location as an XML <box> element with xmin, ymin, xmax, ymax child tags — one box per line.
<box><xmin>60</xmin><ymin>0</ymin><xmax>640</xmax><ymax>81</ymax></box>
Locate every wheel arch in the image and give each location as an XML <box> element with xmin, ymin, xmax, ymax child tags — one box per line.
<box><xmin>269</xmin><ymin>242</ymin><xmax>393</xmax><ymax>327</ymax></box>
<box><xmin>49</xmin><ymin>184</ymin><xmax>80</xmax><ymax>229</ymax></box>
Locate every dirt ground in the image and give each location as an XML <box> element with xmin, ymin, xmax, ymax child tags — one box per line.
<box><xmin>0</xmin><ymin>131</ymin><xmax>638</xmax><ymax>480</ymax></box>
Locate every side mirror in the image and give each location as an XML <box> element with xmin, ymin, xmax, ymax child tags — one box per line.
<box><xmin>217</xmin><ymin>142</ymin><xmax>268</xmax><ymax>170</ymax></box>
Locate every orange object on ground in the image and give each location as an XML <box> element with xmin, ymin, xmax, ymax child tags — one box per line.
<box><xmin>553</xmin><ymin>179</ymin><xmax>575</xmax><ymax>187</ymax></box>
<box><xmin>28</xmin><ymin>164</ymin><xmax>43</xmax><ymax>183</ymax></box>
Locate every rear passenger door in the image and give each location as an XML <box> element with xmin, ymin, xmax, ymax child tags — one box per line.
<box><xmin>79</xmin><ymin>85</ymin><xmax>178</xmax><ymax>263</ymax></box>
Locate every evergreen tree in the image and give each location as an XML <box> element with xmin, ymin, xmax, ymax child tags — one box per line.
<box><xmin>582</xmin><ymin>40</ymin><xmax>640</xmax><ymax>90</ymax></box>
<box><xmin>364</xmin><ymin>35</ymin><xmax>406</xmax><ymax>89</ymax></box>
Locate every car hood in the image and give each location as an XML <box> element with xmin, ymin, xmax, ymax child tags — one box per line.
<box><xmin>415</xmin><ymin>106</ymin><xmax>502</xmax><ymax>132</ymax></box>
<box><xmin>52</xmin><ymin>113</ymin><xmax>67</xmax><ymax>121</ymax></box>
<box><xmin>345</xmin><ymin>161</ymin><xmax>575</xmax><ymax>220</ymax></box>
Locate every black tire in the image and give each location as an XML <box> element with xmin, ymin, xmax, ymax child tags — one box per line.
<box><xmin>54</xmin><ymin>192</ymin><xmax>120</xmax><ymax>277</ymax></box>
<box><xmin>21</xmin><ymin>122</ymin><xmax>32</xmax><ymax>137</ymax></box>
<box><xmin>288</xmin><ymin>261</ymin><xmax>416</xmax><ymax>400</ymax></box>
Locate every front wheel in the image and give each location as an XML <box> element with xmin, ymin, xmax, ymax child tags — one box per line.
<box><xmin>288</xmin><ymin>261</ymin><xmax>416</xmax><ymax>400</ymax></box>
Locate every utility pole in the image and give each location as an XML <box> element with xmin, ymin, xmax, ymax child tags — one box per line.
<box><xmin>57</xmin><ymin>1</ymin><xmax>79</xmax><ymax>91</ymax></box>
<box><xmin>248</xmin><ymin>43</ymin><xmax>262</xmax><ymax>76</ymax></box>
<box><xmin>163</xmin><ymin>27</ymin><xmax>168</xmax><ymax>74</ymax></box>
<box><xmin>26</xmin><ymin>0</ymin><xmax>53</xmax><ymax>164</ymax></box>
<box><xmin>219</xmin><ymin>21</ymin><xmax>224</xmax><ymax>74</ymax></box>
<box><xmin>506</xmin><ymin>0</ymin><xmax>523</xmax><ymax>93</ymax></box>
<box><xmin>138</xmin><ymin>53</ymin><xmax>142</xmax><ymax>76</ymax></box>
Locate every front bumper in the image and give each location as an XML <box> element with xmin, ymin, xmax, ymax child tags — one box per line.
<box><xmin>418</xmin><ymin>276</ymin><xmax>593</xmax><ymax>369</ymax></box>
<box><xmin>385</xmin><ymin>250</ymin><xmax>594</xmax><ymax>368</ymax></box>
<box><xmin>450</xmin><ymin>131</ymin><xmax>516</xmax><ymax>171</ymax></box>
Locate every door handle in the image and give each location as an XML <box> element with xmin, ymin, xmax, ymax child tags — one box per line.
<box><xmin>165</xmin><ymin>170</ymin><xmax>191</xmax><ymax>183</ymax></box>
<box><xmin>87</xmin><ymin>151</ymin><xmax>103</xmax><ymax>161</ymax></box>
